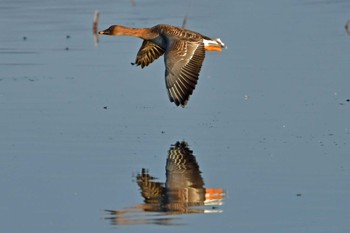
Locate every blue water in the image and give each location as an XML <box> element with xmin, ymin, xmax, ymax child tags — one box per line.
<box><xmin>1</xmin><ymin>0</ymin><xmax>349</xmax><ymax>232</ymax></box>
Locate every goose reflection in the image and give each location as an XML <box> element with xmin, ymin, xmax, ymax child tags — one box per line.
<box><xmin>105</xmin><ymin>141</ymin><xmax>225</xmax><ymax>225</ymax></box>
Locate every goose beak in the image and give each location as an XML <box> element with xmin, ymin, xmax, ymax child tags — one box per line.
<box><xmin>99</xmin><ymin>28</ymin><xmax>111</xmax><ymax>35</ymax></box>
<box><xmin>98</xmin><ymin>28</ymin><xmax>110</xmax><ymax>35</ymax></box>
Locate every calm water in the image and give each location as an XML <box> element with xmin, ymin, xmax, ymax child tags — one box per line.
<box><xmin>1</xmin><ymin>0</ymin><xmax>350</xmax><ymax>232</ymax></box>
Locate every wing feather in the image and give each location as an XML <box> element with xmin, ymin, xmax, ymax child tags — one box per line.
<box><xmin>132</xmin><ymin>40</ymin><xmax>165</xmax><ymax>68</ymax></box>
<box><xmin>164</xmin><ymin>40</ymin><xmax>205</xmax><ymax>107</ymax></box>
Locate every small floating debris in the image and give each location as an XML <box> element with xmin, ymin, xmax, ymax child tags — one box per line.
<box><xmin>92</xmin><ymin>10</ymin><xmax>99</xmax><ymax>34</ymax></box>
<box><xmin>92</xmin><ymin>10</ymin><xmax>100</xmax><ymax>46</ymax></box>
<box><xmin>338</xmin><ymin>99</ymin><xmax>350</xmax><ymax>105</ymax></box>
<box><xmin>66</xmin><ymin>35</ymin><xmax>71</xmax><ymax>39</ymax></box>
<box><xmin>345</xmin><ymin>19</ymin><xmax>350</xmax><ymax>36</ymax></box>
<box><xmin>23</xmin><ymin>36</ymin><xmax>27</xmax><ymax>40</ymax></box>
<box><xmin>182</xmin><ymin>2</ymin><xmax>191</xmax><ymax>29</ymax></box>
<box><xmin>65</xmin><ymin>47</ymin><xmax>69</xmax><ymax>51</ymax></box>
<box><xmin>296</xmin><ymin>193</ymin><xmax>302</xmax><ymax>197</ymax></box>
<box><xmin>103</xmin><ymin>106</ymin><xmax>108</xmax><ymax>109</ymax></box>
<box><xmin>182</xmin><ymin>14</ymin><xmax>188</xmax><ymax>29</ymax></box>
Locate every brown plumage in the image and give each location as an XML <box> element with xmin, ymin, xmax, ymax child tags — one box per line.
<box><xmin>99</xmin><ymin>24</ymin><xmax>225</xmax><ymax>107</ymax></box>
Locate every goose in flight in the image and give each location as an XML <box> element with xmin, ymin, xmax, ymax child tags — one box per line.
<box><xmin>99</xmin><ymin>24</ymin><xmax>225</xmax><ymax>107</ymax></box>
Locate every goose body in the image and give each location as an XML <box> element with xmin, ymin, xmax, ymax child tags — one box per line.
<box><xmin>99</xmin><ymin>24</ymin><xmax>224</xmax><ymax>107</ymax></box>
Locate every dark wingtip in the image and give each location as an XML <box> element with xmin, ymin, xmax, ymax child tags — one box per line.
<box><xmin>174</xmin><ymin>100</ymin><xmax>187</xmax><ymax>108</ymax></box>
<box><xmin>180</xmin><ymin>101</ymin><xmax>188</xmax><ymax>108</ymax></box>
<box><xmin>131</xmin><ymin>62</ymin><xmax>147</xmax><ymax>69</ymax></box>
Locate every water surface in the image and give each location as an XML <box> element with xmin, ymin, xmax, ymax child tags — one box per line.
<box><xmin>0</xmin><ymin>0</ymin><xmax>349</xmax><ymax>232</ymax></box>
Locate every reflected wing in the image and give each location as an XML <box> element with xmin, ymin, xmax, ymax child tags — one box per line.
<box><xmin>132</xmin><ymin>40</ymin><xmax>165</xmax><ymax>68</ymax></box>
<box><xmin>136</xmin><ymin>169</ymin><xmax>165</xmax><ymax>203</ymax></box>
<box><xmin>166</xmin><ymin>141</ymin><xmax>204</xmax><ymax>188</ymax></box>
<box><xmin>164</xmin><ymin>40</ymin><xmax>205</xmax><ymax>107</ymax></box>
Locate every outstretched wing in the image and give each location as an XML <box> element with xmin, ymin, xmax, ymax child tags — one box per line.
<box><xmin>164</xmin><ymin>40</ymin><xmax>205</xmax><ymax>107</ymax></box>
<box><xmin>132</xmin><ymin>40</ymin><xmax>165</xmax><ymax>68</ymax></box>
